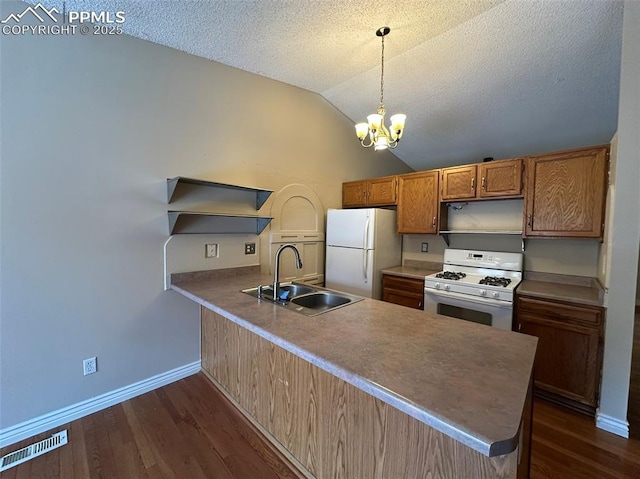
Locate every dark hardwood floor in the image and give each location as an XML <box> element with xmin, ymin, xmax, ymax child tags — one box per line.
<box><xmin>530</xmin><ymin>397</ymin><xmax>640</xmax><ymax>478</ymax></box>
<box><xmin>2</xmin><ymin>372</ymin><xmax>640</xmax><ymax>478</ymax></box>
<box><xmin>0</xmin><ymin>373</ymin><xmax>303</xmax><ymax>479</ymax></box>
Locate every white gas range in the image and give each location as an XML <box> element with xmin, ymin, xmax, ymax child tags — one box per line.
<box><xmin>423</xmin><ymin>249</ymin><xmax>523</xmax><ymax>330</ymax></box>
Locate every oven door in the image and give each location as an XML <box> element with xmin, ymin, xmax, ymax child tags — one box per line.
<box><xmin>423</xmin><ymin>289</ymin><xmax>514</xmax><ymax>330</ymax></box>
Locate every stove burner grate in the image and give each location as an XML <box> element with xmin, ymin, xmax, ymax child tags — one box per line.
<box><xmin>435</xmin><ymin>271</ymin><xmax>467</xmax><ymax>280</ymax></box>
<box><xmin>479</xmin><ymin>276</ymin><xmax>512</xmax><ymax>287</ymax></box>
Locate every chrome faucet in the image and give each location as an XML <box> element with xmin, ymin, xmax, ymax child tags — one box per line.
<box><xmin>273</xmin><ymin>244</ymin><xmax>303</xmax><ymax>301</ymax></box>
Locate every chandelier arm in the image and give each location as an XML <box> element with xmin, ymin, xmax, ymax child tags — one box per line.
<box><xmin>360</xmin><ymin>138</ymin><xmax>375</xmax><ymax>148</ymax></box>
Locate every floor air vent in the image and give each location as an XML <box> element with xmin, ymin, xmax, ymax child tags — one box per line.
<box><xmin>0</xmin><ymin>430</ymin><xmax>68</xmax><ymax>472</ymax></box>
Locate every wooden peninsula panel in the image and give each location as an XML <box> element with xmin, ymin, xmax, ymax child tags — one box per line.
<box><xmin>201</xmin><ymin>307</ymin><xmax>518</xmax><ymax>479</ymax></box>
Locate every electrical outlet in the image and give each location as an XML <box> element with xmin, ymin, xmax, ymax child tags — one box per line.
<box><xmin>205</xmin><ymin>243</ymin><xmax>219</xmax><ymax>258</ymax></box>
<box><xmin>83</xmin><ymin>357</ymin><xmax>97</xmax><ymax>376</ymax></box>
<box><xmin>421</xmin><ymin>242</ymin><xmax>429</xmax><ymax>253</ymax></box>
<box><xmin>245</xmin><ymin>242</ymin><xmax>256</xmax><ymax>255</ymax></box>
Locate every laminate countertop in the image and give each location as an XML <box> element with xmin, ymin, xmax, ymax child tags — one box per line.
<box><xmin>171</xmin><ymin>268</ymin><xmax>537</xmax><ymax>458</ymax></box>
<box><xmin>381</xmin><ymin>265</ymin><xmax>440</xmax><ymax>280</ymax></box>
<box><xmin>382</xmin><ymin>259</ymin><xmax>443</xmax><ymax>280</ymax></box>
<box><xmin>516</xmin><ymin>272</ymin><xmax>605</xmax><ymax>307</ymax></box>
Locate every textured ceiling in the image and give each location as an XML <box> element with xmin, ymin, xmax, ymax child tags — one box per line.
<box><xmin>35</xmin><ymin>0</ymin><xmax>624</xmax><ymax>171</ymax></box>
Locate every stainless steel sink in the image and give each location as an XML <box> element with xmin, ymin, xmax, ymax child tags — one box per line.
<box><xmin>241</xmin><ymin>282</ymin><xmax>363</xmax><ymax>316</ymax></box>
<box><xmin>291</xmin><ymin>292</ymin><xmax>352</xmax><ymax>309</ymax></box>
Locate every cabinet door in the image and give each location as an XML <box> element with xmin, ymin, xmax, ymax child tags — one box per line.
<box><xmin>440</xmin><ymin>165</ymin><xmax>477</xmax><ymax>201</ymax></box>
<box><xmin>523</xmin><ymin>146</ymin><xmax>608</xmax><ymax>238</ymax></box>
<box><xmin>397</xmin><ymin>171</ymin><xmax>439</xmax><ymax>234</ymax></box>
<box><xmin>515</xmin><ymin>295</ymin><xmax>604</xmax><ymax>413</ymax></box>
<box><xmin>342</xmin><ymin>180</ymin><xmax>368</xmax><ymax>207</ymax></box>
<box><xmin>367</xmin><ymin>176</ymin><xmax>397</xmax><ymax>206</ymax></box>
<box><xmin>517</xmin><ymin>312</ymin><xmax>601</xmax><ymax>409</ymax></box>
<box><xmin>478</xmin><ymin>158</ymin><xmax>523</xmax><ymax>198</ymax></box>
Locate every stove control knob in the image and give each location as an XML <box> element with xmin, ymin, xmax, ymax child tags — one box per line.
<box><xmin>491</xmin><ymin>291</ymin><xmax>500</xmax><ymax>299</ymax></box>
<box><xmin>434</xmin><ymin>282</ymin><xmax>441</xmax><ymax>290</ymax></box>
<box><xmin>479</xmin><ymin>289</ymin><xmax>487</xmax><ymax>297</ymax></box>
<box><xmin>444</xmin><ymin>284</ymin><xmax>451</xmax><ymax>291</ymax></box>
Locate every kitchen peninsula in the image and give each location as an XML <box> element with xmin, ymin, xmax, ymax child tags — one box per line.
<box><xmin>171</xmin><ymin>267</ymin><xmax>537</xmax><ymax>479</ymax></box>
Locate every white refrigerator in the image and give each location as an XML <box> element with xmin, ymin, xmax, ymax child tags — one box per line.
<box><xmin>325</xmin><ymin>208</ymin><xmax>402</xmax><ymax>299</ymax></box>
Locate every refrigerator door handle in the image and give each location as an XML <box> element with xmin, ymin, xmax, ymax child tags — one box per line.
<box><xmin>363</xmin><ymin>249</ymin><xmax>368</xmax><ymax>281</ymax></box>
<box><xmin>362</xmin><ymin>216</ymin><xmax>371</xmax><ymax>281</ymax></box>
<box><xmin>363</xmin><ymin>217</ymin><xmax>371</xmax><ymax>250</ymax></box>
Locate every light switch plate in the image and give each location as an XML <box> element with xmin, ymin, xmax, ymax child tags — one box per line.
<box><xmin>245</xmin><ymin>242</ymin><xmax>256</xmax><ymax>255</ymax></box>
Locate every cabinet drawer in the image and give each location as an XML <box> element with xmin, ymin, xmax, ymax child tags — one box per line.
<box><xmin>382</xmin><ymin>275</ymin><xmax>425</xmax><ymax>295</ymax></box>
<box><xmin>516</xmin><ymin>296</ymin><xmax>603</xmax><ymax>326</ymax></box>
<box><xmin>382</xmin><ymin>291</ymin><xmax>423</xmax><ymax>310</ymax></box>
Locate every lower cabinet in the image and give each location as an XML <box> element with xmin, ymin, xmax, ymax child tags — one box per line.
<box><xmin>514</xmin><ymin>295</ymin><xmax>604</xmax><ymax>415</ymax></box>
<box><xmin>382</xmin><ymin>274</ymin><xmax>424</xmax><ymax>310</ymax></box>
<box><xmin>201</xmin><ymin>307</ymin><xmax>523</xmax><ymax>478</ymax></box>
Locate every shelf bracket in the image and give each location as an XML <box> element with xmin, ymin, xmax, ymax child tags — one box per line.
<box><xmin>167</xmin><ymin>177</ymin><xmax>180</xmax><ymax>204</ymax></box>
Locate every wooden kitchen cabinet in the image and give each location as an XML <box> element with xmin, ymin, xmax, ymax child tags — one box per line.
<box><xmin>342</xmin><ymin>175</ymin><xmax>397</xmax><ymax>208</ymax></box>
<box><xmin>397</xmin><ymin>170</ymin><xmax>441</xmax><ymax>234</ymax></box>
<box><xmin>342</xmin><ymin>180</ymin><xmax>368</xmax><ymax>207</ymax></box>
<box><xmin>440</xmin><ymin>159</ymin><xmax>523</xmax><ymax>201</ymax></box>
<box><xmin>382</xmin><ymin>274</ymin><xmax>424</xmax><ymax>310</ymax></box>
<box><xmin>440</xmin><ymin>165</ymin><xmax>477</xmax><ymax>201</ymax></box>
<box><xmin>515</xmin><ymin>295</ymin><xmax>604</xmax><ymax>415</ymax></box>
<box><xmin>478</xmin><ymin>158</ymin><xmax>523</xmax><ymax>198</ymax></box>
<box><xmin>523</xmin><ymin>145</ymin><xmax>608</xmax><ymax>239</ymax></box>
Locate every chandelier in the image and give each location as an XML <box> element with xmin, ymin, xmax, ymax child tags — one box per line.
<box><xmin>355</xmin><ymin>26</ymin><xmax>406</xmax><ymax>151</ymax></box>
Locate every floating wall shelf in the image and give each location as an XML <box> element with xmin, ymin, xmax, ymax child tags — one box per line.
<box><xmin>168</xmin><ymin>212</ymin><xmax>273</xmax><ymax>235</ymax></box>
<box><xmin>166</xmin><ymin>177</ymin><xmax>274</xmax><ymax>235</ymax></box>
<box><xmin>167</xmin><ymin>177</ymin><xmax>273</xmax><ymax>209</ymax></box>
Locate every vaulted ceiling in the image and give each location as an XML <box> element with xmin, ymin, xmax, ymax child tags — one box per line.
<box><xmin>36</xmin><ymin>0</ymin><xmax>624</xmax><ymax>171</ymax></box>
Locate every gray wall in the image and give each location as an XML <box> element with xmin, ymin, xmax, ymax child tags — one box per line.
<box><xmin>598</xmin><ymin>0</ymin><xmax>640</xmax><ymax>430</ymax></box>
<box><xmin>0</xmin><ymin>1</ymin><xmax>411</xmax><ymax>429</ymax></box>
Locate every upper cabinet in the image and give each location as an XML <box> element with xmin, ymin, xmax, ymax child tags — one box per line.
<box><xmin>523</xmin><ymin>146</ymin><xmax>608</xmax><ymax>239</ymax></box>
<box><xmin>342</xmin><ymin>175</ymin><xmax>397</xmax><ymax>208</ymax></box>
<box><xmin>440</xmin><ymin>158</ymin><xmax>523</xmax><ymax>202</ymax></box>
<box><xmin>440</xmin><ymin>165</ymin><xmax>477</xmax><ymax>201</ymax></box>
<box><xmin>397</xmin><ymin>170</ymin><xmax>440</xmax><ymax>234</ymax></box>
<box><xmin>479</xmin><ymin>159</ymin><xmax>523</xmax><ymax>198</ymax></box>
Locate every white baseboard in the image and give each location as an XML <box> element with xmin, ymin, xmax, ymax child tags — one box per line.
<box><xmin>595</xmin><ymin>410</ymin><xmax>630</xmax><ymax>438</ymax></box>
<box><xmin>0</xmin><ymin>361</ymin><xmax>201</xmax><ymax>449</ymax></box>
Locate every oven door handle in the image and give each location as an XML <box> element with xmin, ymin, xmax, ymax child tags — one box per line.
<box><xmin>423</xmin><ymin>288</ymin><xmax>513</xmax><ymax>309</ymax></box>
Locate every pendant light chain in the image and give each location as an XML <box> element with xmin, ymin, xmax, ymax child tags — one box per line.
<box><xmin>379</xmin><ymin>32</ymin><xmax>385</xmax><ymax>110</ymax></box>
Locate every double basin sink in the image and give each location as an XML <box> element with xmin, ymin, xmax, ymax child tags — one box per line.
<box><xmin>241</xmin><ymin>282</ymin><xmax>363</xmax><ymax>317</ymax></box>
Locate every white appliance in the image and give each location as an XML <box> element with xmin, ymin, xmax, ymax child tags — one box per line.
<box><xmin>325</xmin><ymin>208</ymin><xmax>401</xmax><ymax>299</ymax></box>
<box><xmin>423</xmin><ymin>249</ymin><xmax>523</xmax><ymax>330</ymax></box>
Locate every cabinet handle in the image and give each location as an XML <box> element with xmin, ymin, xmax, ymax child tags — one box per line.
<box><xmin>432</xmin><ymin>216</ymin><xmax>437</xmax><ymax>227</ymax></box>
<box><xmin>518</xmin><ymin>323</ymin><xmax>522</xmax><ymax>332</ymax></box>
<box><xmin>471</xmin><ymin>177</ymin><xmax>475</xmax><ymax>190</ymax></box>
<box><xmin>481</xmin><ymin>177</ymin><xmax>486</xmax><ymax>190</ymax></box>
<box><xmin>527</xmin><ymin>215</ymin><xmax>532</xmax><ymax>227</ymax></box>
